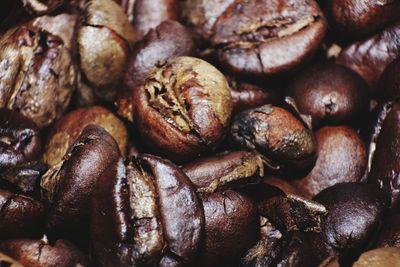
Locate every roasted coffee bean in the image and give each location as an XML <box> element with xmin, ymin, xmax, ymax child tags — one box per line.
<box><xmin>133</xmin><ymin>56</ymin><xmax>232</xmax><ymax>161</ymax></box>
<box><xmin>294</xmin><ymin>126</ymin><xmax>367</xmax><ymax>198</ymax></box>
<box><xmin>91</xmin><ymin>154</ymin><xmax>204</xmax><ymax>266</ymax></box>
<box><xmin>0</xmin><ymin>161</ymin><xmax>47</xmax><ymax>194</ymax></box>
<box><xmin>323</xmin><ymin>0</ymin><xmax>400</xmax><ymax>39</ymax></box>
<box><xmin>40</xmin><ymin>125</ymin><xmax>121</xmax><ymax>243</ymax></box>
<box><xmin>117</xmin><ymin>20</ymin><xmax>194</xmax><ymax>122</ymax></box>
<box><xmin>228</xmin><ymin>76</ymin><xmax>280</xmax><ymax>114</ymax></box>
<box><xmin>0</xmin><ymin>22</ymin><xmax>78</xmax><ymax>127</ymax></box>
<box><xmin>312</xmin><ymin>183</ymin><xmax>388</xmax><ymax>262</ymax></box>
<box><xmin>0</xmin><ymin>109</ymin><xmax>41</xmax><ymax>169</ymax></box>
<box><xmin>0</xmin><ymin>239</ymin><xmax>88</xmax><ymax>267</ymax></box>
<box><xmin>44</xmin><ymin>106</ymin><xmax>127</xmax><ymax>167</ymax></box>
<box><xmin>287</xmin><ymin>62</ymin><xmax>369</xmax><ymax>128</ymax></box>
<box><xmin>0</xmin><ymin>253</ymin><xmax>23</xmax><ymax>267</ymax></box>
<box><xmin>181</xmin><ymin>0</ymin><xmax>327</xmax><ymax>76</ymax></box>
<box><xmin>182</xmin><ymin>151</ymin><xmax>265</xmax><ymax>193</ymax></box>
<box><xmin>353</xmin><ymin>247</ymin><xmax>400</xmax><ymax>267</ymax></box>
<box><xmin>230</xmin><ymin>104</ymin><xmax>316</xmax><ymax>175</ymax></box>
<box><xmin>199</xmin><ymin>190</ymin><xmax>258</xmax><ymax>267</ymax></box>
<box><xmin>337</xmin><ymin>21</ymin><xmax>400</xmax><ymax>90</ymax></box>
<box><xmin>379</xmin><ymin>57</ymin><xmax>400</xmax><ymax>101</ymax></box>
<box><xmin>376</xmin><ymin>214</ymin><xmax>400</xmax><ymax>248</ymax></box>
<box><xmin>0</xmin><ymin>189</ymin><xmax>45</xmax><ymax>240</ymax></box>
<box><xmin>369</xmin><ymin>102</ymin><xmax>400</xmax><ymax>210</ymax></box>
<box><xmin>78</xmin><ymin>0</ymin><xmax>136</xmax><ymax>101</ymax></box>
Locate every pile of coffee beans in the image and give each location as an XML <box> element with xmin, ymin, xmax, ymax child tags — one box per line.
<box><xmin>1</xmin><ymin>0</ymin><xmax>400</xmax><ymax>266</ymax></box>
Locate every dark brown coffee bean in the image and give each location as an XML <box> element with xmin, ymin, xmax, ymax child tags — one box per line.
<box><xmin>230</xmin><ymin>104</ymin><xmax>316</xmax><ymax>175</ymax></box>
<box><xmin>353</xmin><ymin>247</ymin><xmax>400</xmax><ymax>267</ymax></box>
<box><xmin>0</xmin><ymin>109</ymin><xmax>41</xmax><ymax>169</ymax></box>
<box><xmin>182</xmin><ymin>151</ymin><xmax>265</xmax><ymax>193</ymax></box>
<box><xmin>227</xmin><ymin>76</ymin><xmax>280</xmax><ymax>114</ymax></box>
<box><xmin>40</xmin><ymin>125</ymin><xmax>121</xmax><ymax>243</ymax></box>
<box><xmin>0</xmin><ymin>253</ymin><xmax>23</xmax><ymax>267</ymax></box>
<box><xmin>369</xmin><ymin>102</ymin><xmax>400</xmax><ymax>210</ymax></box>
<box><xmin>133</xmin><ymin>56</ymin><xmax>232</xmax><ymax>161</ymax></box>
<box><xmin>182</xmin><ymin>0</ymin><xmax>327</xmax><ymax>76</ymax></box>
<box><xmin>287</xmin><ymin>63</ymin><xmax>369</xmax><ymax>128</ymax></box>
<box><xmin>323</xmin><ymin>0</ymin><xmax>400</xmax><ymax>38</ymax></box>
<box><xmin>199</xmin><ymin>190</ymin><xmax>258</xmax><ymax>267</ymax></box>
<box><xmin>132</xmin><ymin>0</ymin><xmax>179</xmax><ymax>39</ymax></box>
<box><xmin>0</xmin><ymin>161</ymin><xmax>47</xmax><ymax>194</ymax></box>
<box><xmin>376</xmin><ymin>214</ymin><xmax>400</xmax><ymax>248</ymax></box>
<box><xmin>337</xmin><ymin>21</ymin><xmax>400</xmax><ymax>90</ymax></box>
<box><xmin>0</xmin><ymin>189</ymin><xmax>45</xmax><ymax>240</ymax></box>
<box><xmin>313</xmin><ymin>183</ymin><xmax>388</xmax><ymax>261</ymax></box>
<box><xmin>0</xmin><ymin>23</ymin><xmax>78</xmax><ymax>127</ymax></box>
<box><xmin>0</xmin><ymin>239</ymin><xmax>88</xmax><ymax>267</ymax></box>
<box><xmin>91</xmin><ymin>154</ymin><xmax>204</xmax><ymax>266</ymax></box>
<box><xmin>44</xmin><ymin>106</ymin><xmax>127</xmax><ymax>167</ymax></box>
<box><xmin>117</xmin><ymin>20</ymin><xmax>194</xmax><ymax>122</ymax></box>
<box><xmin>379</xmin><ymin>57</ymin><xmax>400</xmax><ymax>101</ymax></box>
<box><xmin>294</xmin><ymin>126</ymin><xmax>367</xmax><ymax>198</ymax></box>
<box><xmin>78</xmin><ymin>0</ymin><xmax>136</xmax><ymax>101</ymax></box>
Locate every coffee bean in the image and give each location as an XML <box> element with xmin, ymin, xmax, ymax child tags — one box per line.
<box><xmin>133</xmin><ymin>56</ymin><xmax>232</xmax><ymax>161</ymax></box>
<box><xmin>294</xmin><ymin>126</ymin><xmax>367</xmax><ymax>198</ymax></box>
<box><xmin>230</xmin><ymin>104</ymin><xmax>316</xmax><ymax>175</ymax></box>
<box><xmin>0</xmin><ymin>189</ymin><xmax>45</xmax><ymax>240</ymax></box>
<box><xmin>287</xmin><ymin>62</ymin><xmax>369</xmax><ymax>128</ymax></box>
<box><xmin>117</xmin><ymin>20</ymin><xmax>194</xmax><ymax>122</ymax></box>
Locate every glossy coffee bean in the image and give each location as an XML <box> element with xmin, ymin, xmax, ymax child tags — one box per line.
<box><xmin>312</xmin><ymin>183</ymin><xmax>388</xmax><ymax>261</ymax></box>
<box><xmin>323</xmin><ymin>0</ymin><xmax>400</xmax><ymax>39</ymax></box>
<box><xmin>287</xmin><ymin>63</ymin><xmax>369</xmax><ymax>128</ymax></box>
<box><xmin>0</xmin><ymin>239</ymin><xmax>88</xmax><ymax>267</ymax></box>
<box><xmin>133</xmin><ymin>56</ymin><xmax>232</xmax><ymax>161</ymax></box>
<box><xmin>376</xmin><ymin>214</ymin><xmax>400</xmax><ymax>248</ymax></box>
<box><xmin>117</xmin><ymin>20</ymin><xmax>194</xmax><ymax>122</ymax></box>
<box><xmin>0</xmin><ymin>189</ymin><xmax>45</xmax><ymax>240</ymax></box>
<box><xmin>40</xmin><ymin>125</ymin><xmax>121</xmax><ymax>243</ymax></box>
<box><xmin>230</xmin><ymin>104</ymin><xmax>316</xmax><ymax>175</ymax></box>
<box><xmin>369</xmin><ymin>102</ymin><xmax>400</xmax><ymax>210</ymax></box>
<box><xmin>199</xmin><ymin>190</ymin><xmax>258</xmax><ymax>267</ymax></box>
<box><xmin>91</xmin><ymin>154</ymin><xmax>204</xmax><ymax>266</ymax></box>
<box><xmin>337</xmin><ymin>21</ymin><xmax>400</xmax><ymax>90</ymax></box>
<box><xmin>182</xmin><ymin>0</ymin><xmax>327</xmax><ymax>76</ymax></box>
<box><xmin>379</xmin><ymin>57</ymin><xmax>400</xmax><ymax>101</ymax></box>
<box><xmin>353</xmin><ymin>247</ymin><xmax>400</xmax><ymax>267</ymax></box>
<box><xmin>44</xmin><ymin>106</ymin><xmax>127</xmax><ymax>167</ymax></box>
<box><xmin>0</xmin><ymin>21</ymin><xmax>78</xmax><ymax>127</ymax></box>
<box><xmin>294</xmin><ymin>126</ymin><xmax>367</xmax><ymax>198</ymax></box>
<box><xmin>182</xmin><ymin>151</ymin><xmax>265</xmax><ymax>193</ymax></box>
